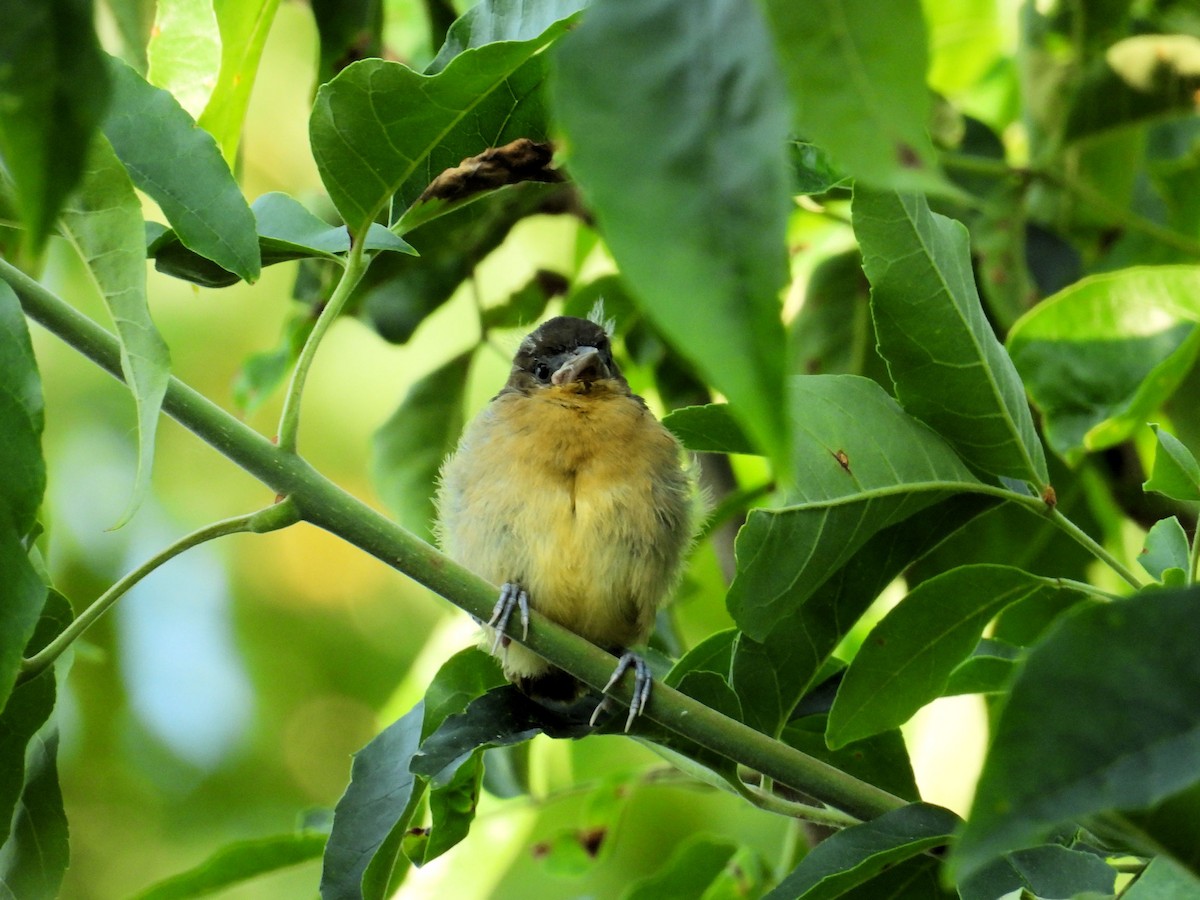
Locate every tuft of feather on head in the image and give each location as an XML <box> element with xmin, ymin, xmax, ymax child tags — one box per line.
<box><xmin>587</xmin><ymin>297</ymin><xmax>616</xmax><ymax>337</ymax></box>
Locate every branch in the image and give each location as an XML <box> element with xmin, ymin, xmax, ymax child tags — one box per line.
<box><xmin>3</xmin><ymin>258</ymin><xmax>905</xmax><ymax>824</ymax></box>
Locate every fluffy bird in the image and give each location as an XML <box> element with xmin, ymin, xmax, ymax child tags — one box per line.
<box><xmin>436</xmin><ymin>316</ymin><xmax>692</xmax><ymax>728</ymax></box>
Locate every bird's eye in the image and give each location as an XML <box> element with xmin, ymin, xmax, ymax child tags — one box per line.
<box><xmin>533</xmin><ymin>362</ymin><xmax>552</xmax><ymax>382</ymax></box>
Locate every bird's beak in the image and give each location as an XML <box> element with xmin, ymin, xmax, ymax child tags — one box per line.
<box><xmin>551</xmin><ymin>346</ymin><xmax>604</xmax><ymax>386</ymax></box>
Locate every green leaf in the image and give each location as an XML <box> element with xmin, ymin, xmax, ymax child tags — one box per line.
<box><xmin>663</xmin><ymin>404</ymin><xmax>755</xmax><ymax>456</ymax></box>
<box><xmin>1139</xmin><ymin>516</ymin><xmax>1190</xmax><ymax>584</ymax></box>
<box><xmin>789</xmin><ymin>141</ymin><xmax>851</xmax><ymax>196</ymax></box>
<box><xmin>958</xmin><ymin>844</ymin><xmax>1117</xmax><ymax>900</ymax></box>
<box><xmin>761</xmin><ymin>0</ymin><xmax>940</xmax><ymax>191</ymax></box>
<box><xmin>132</xmin><ymin>831</ymin><xmax>327</xmax><ymax>900</ymax></box>
<box><xmin>1124</xmin><ymin>856</ymin><xmax>1200</xmax><ymax>900</ymax></box>
<box><xmin>102</xmin><ymin>56</ymin><xmax>261</xmax><ymax>282</ymax></box>
<box><xmin>944</xmin><ymin>639</ymin><xmax>1022</xmax><ymax>697</ymax></box>
<box><xmin>59</xmin><ymin>135</ymin><xmax>170</xmax><ymax>529</ymax></box>
<box><xmin>310</xmin><ymin>0</ymin><xmax>383</xmax><ymax>86</ymax></box>
<box><xmin>197</xmin><ymin>0</ymin><xmax>283</xmax><ymax>163</ymax></box>
<box><xmin>0</xmin><ymin>0</ymin><xmax>111</xmax><ymax>253</ymax></box>
<box><xmin>0</xmin><ymin>281</ymin><xmax>44</xmax><ymax>537</ymax></box>
<box><xmin>0</xmin><ymin>591</ymin><xmax>72</xmax><ymax>897</ymax></box>
<box><xmin>764</xmin><ymin>803</ymin><xmax>960</xmax><ymax>900</ymax></box>
<box><xmin>253</xmin><ymin>193</ymin><xmax>414</xmax><ymax>258</ymax></box>
<box><xmin>0</xmin><ymin>530</ymin><xmax>46</xmax><ymax>775</ymax></box>
<box><xmin>835</xmin><ymin>856</ymin><xmax>951</xmax><ymax>899</ymax></box>
<box><xmin>0</xmin><ymin>590</ymin><xmax>67</xmax><ymax>849</ymax></box>
<box><xmin>320</xmin><ymin>703</ymin><xmax>426</xmax><ymax>900</ymax></box>
<box><xmin>620</xmin><ymin>835</ymin><xmax>739</xmax><ymax>900</ymax></box>
<box><xmin>726</xmin><ymin>375</ymin><xmax>985</xmax><ymax>642</ymax></box>
<box><xmin>1065</xmin><ymin>35</ymin><xmax>1200</xmax><ymax>144</ymax></box>
<box><xmin>0</xmin><ymin>283</ymin><xmax>47</xmax><ymax>711</ymax></box>
<box><xmin>428</xmin><ymin>0</ymin><xmax>590</xmax><ymax>74</ymax></box>
<box><xmin>310</xmin><ymin>16</ymin><xmax>570</xmax><ymax>237</ymax></box>
<box><xmin>553</xmin><ymin>0</ymin><xmax>792</xmax><ymax>471</ymax></box>
<box><xmin>854</xmin><ymin>187</ymin><xmax>1049</xmax><ymax>486</ymax></box>
<box><xmin>410</xmin><ymin>687</ymin><xmax>591</xmax><ymax>785</ymax></box>
<box><xmin>372</xmin><ymin>352</ymin><xmax>471</xmax><ymax>543</ymax></box>
<box><xmin>827</xmin><ymin>566</ymin><xmax>1076</xmax><ymax>748</ymax></box>
<box><xmin>0</xmin><ymin>731</ymin><xmax>68</xmax><ymax>899</ymax></box>
<box><xmin>420</xmin><ymin>648</ymin><xmax>507</xmax><ymax>741</ymax></box>
<box><xmin>1145</xmin><ymin>424</ymin><xmax>1200</xmax><ymax>502</ymax></box>
<box><xmin>953</xmin><ymin>586</ymin><xmax>1200</xmax><ymax>882</ymax></box>
<box><xmin>149</xmin><ymin>193</ymin><xmax>416</xmax><ymax>287</ymax></box>
<box><xmin>145</xmin><ymin>0</ymin><xmax>221</xmax><ymax>117</ymax></box>
<box><xmin>730</xmin><ymin>494</ymin><xmax>992</xmax><ymax>737</ymax></box>
<box><xmin>1007</xmin><ymin>266</ymin><xmax>1200</xmax><ymax>464</ymax></box>
<box><xmin>404</xmin><ymin>753</ymin><xmax>482</xmax><ymax>867</ymax></box>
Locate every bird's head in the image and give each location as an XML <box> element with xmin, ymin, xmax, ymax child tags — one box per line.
<box><xmin>505</xmin><ymin>316</ymin><xmax>629</xmax><ymax>396</ymax></box>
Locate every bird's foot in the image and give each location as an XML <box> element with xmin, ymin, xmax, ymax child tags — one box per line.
<box><xmin>590</xmin><ymin>651</ymin><xmax>652</xmax><ymax>733</ymax></box>
<box><xmin>487</xmin><ymin>582</ymin><xmax>530</xmax><ymax>653</ymax></box>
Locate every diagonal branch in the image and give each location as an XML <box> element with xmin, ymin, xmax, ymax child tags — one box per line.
<box><xmin>2</xmin><ymin>256</ymin><xmax>905</xmax><ymax>824</ymax></box>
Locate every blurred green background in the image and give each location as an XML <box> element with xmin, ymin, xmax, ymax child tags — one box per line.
<box><xmin>32</xmin><ymin>1</ymin><xmax>1008</xmax><ymax>896</ymax></box>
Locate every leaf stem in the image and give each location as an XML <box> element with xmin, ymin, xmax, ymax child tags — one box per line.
<box><xmin>7</xmin><ymin>261</ymin><xmax>907</xmax><ymax>824</ymax></box>
<box><xmin>276</xmin><ymin>239</ymin><xmax>370</xmax><ymax>453</ymax></box>
<box><xmin>731</xmin><ymin>779</ymin><xmax>859</xmax><ymax>827</ymax></box>
<box><xmin>1046</xmin><ymin>507</ymin><xmax>1145</xmax><ymax>590</ymax></box>
<box><xmin>18</xmin><ymin>499</ymin><xmax>300</xmax><ymax>683</ymax></box>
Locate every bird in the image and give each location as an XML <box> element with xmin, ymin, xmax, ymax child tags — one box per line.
<box><xmin>435</xmin><ymin>315</ymin><xmax>693</xmax><ymax>730</ymax></box>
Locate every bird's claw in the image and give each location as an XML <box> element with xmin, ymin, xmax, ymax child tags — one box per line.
<box><xmin>590</xmin><ymin>652</ymin><xmax>652</xmax><ymax>733</ymax></box>
<box><xmin>488</xmin><ymin>582</ymin><xmax>530</xmax><ymax>653</ymax></box>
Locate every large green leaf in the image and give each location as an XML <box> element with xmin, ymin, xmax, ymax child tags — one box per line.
<box><xmin>761</xmin><ymin>0</ymin><xmax>940</xmax><ymax>191</ymax></box>
<box><xmin>552</xmin><ymin>0</ymin><xmax>793</xmax><ymax>470</ymax></box>
<box><xmin>953</xmin><ymin>586</ymin><xmax>1200</xmax><ymax>881</ymax></box>
<box><xmin>320</xmin><ymin>703</ymin><xmax>426</xmax><ymax>900</ymax></box>
<box><xmin>101</xmin><ymin>56</ymin><xmax>261</xmax><ymax>282</ymax></box>
<box><xmin>428</xmin><ymin>0</ymin><xmax>590</xmax><ymax>73</ymax></box>
<box><xmin>827</xmin><ymin>566</ymin><xmax>1079</xmax><ymax>748</ymax></box>
<box><xmin>196</xmin><ymin>0</ymin><xmax>283</xmax><ymax>162</ymax></box>
<box><xmin>764</xmin><ymin>803</ymin><xmax>960</xmax><ymax>900</ymax></box>
<box><xmin>310</xmin><ymin>14</ymin><xmax>572</xmax><ymax>237</ymax></box>
<box><xmin>724</xmin><ymin>375</ymin><xmax>986</xmax><ymax>642</ymax></box>
<box><xmin>0</xmin><ymin>283</ymin><xmax>47</xmax><ymax>711</ymax></box>
<box><xmin>371</xmin><ymin>352</ymin><xmax>471</xmax><ymax>543</ymax></box>
<box><xmin>59</xmin><ymin>136</ymin><xmax>170</xmax><ymax>529</ymax></box>
<box><xmin>321</xmin><ymin>649</ymin><xmax>505</xmax><ymax>900</ymax></box>
<box><xmin>854</xmin><ymin>187</ymin><xmax>1049</xmax><ymax>487</ymax></box>
<box><xmin>0</xmin><ymin>0</ymin><xmax>110</xmax><ymax>253</ymax></box>
<box><xmin>730</xmin><ymin>495</ymin><xmax>991</xmax><ymax>736</ymax></box>
<box><xmin>1007</xmin><ymin>266</ymin><xmax>1200</xmax><ymax>464</ymax></box>
<box><xmin>132</xmin><ymin>831</ymin><xmax>328</xmax><ymax>900</ymax></box>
